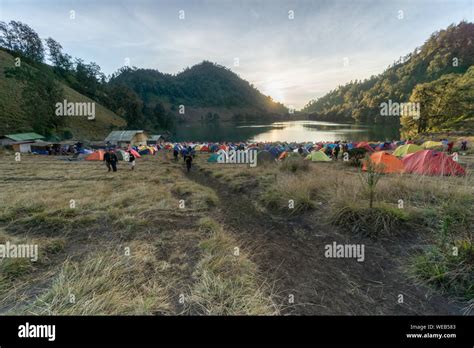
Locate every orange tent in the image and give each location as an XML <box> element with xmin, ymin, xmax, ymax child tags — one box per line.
<box><xmin>85</xmin><ymin>150</ymin><xmax>105</xmax><ymax>161</ymax></box>
<box><xmin>362</xmin><ymin>151</ymin><xmax>404</xmax><ymax>174</ymax></box>
<box><xmin>278</xmin><ymin>151</ymin><xmax>288</xmax><ymax>160</ymax></box>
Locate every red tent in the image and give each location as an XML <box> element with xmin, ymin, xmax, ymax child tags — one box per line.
<box><xmin>356</xmin><ymin>142</ymin><xmax>375</xmax><ymax>152</ymax></box>
<box><xmin>402</xmin><ymin>150</ymin><xmax>465</xmax><ymax>176</ymax></box>
<box><xmin>200</xmin><ymin>145</ymin><xmax>210</xmax><ymax>152</ymax></box>
<box><xmin>129</xmin><ymin>149</ymin><xmax>141</xmax><ymax>158</ymax></box>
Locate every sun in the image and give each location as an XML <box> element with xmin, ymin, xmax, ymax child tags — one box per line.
<box><xmin>262</xmin><ymin>80</ymin><xmax>285</xmax><ymax>104</ymax></box>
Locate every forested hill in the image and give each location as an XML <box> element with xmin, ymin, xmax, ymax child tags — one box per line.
<box><xmin>302</xmin><ymin>21</ymin><xmax>474</xmax><ymax>136</ymax></box>
<box><xmin>0</xmin><ymin>20</ymin><xmax>287</xmax><ymax>140</ymax></box>
<box><xmin>108</xmin><ymin>61</ymin><xmax>288</xmax><ymax>122</ymax></box>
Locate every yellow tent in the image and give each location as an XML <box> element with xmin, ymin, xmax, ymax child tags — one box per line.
<box><xmin>393</xmin><ymin>144</ymin><xmax>423</xmax><ymax>157</ymax></box>
<box><xmin>305</xmin><ymin>151</ymin><xmax>331</xmax><ymax>162</ymax></box>
<box><xmin>422</xmin><ymin>141</ymin><xmax>443</xmax><ymax>149</ymax></box>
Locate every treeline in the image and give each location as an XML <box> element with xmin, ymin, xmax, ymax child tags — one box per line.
<box><xmin>303</xmin><ymin>21</ymin><xmax>474</xmax><ymax>136</ymax></box>
<box><xmin>0</xmin><ymin>20</ymin><xmax>175</xmax><ymax>136</ymax></box>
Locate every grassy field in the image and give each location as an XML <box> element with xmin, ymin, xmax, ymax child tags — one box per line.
<box><xmin>0</xmin><ymin>150</ymin><xmax>472</xmax><ymax>315</ymax></box>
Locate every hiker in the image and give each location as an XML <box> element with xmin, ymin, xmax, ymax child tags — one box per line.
<box><xmin>128</xmin><ymin>151</ymin><xmax>136</xmax><ymax>170</ymax></box>
<box><xmin>297</xmin><ymin>146</ymin><xmax>304</xmax><ymax>156</ymax></box>
<box><xmin>104</xmin><ymin>149</ymin><xmax>118</xmax><ymax>172</ymax></box>
<box><xmin>333</xmin><ymin>145</ymin><xmax>340</xmax><ymax>160</ymax></box>
<box><xmin>173</xmin><ymin>148</ymin><xmax>179</xmax><ymax>161</ymax></box>
<box><xmin>461</xmin><ymin>140</ymin><xmax>468</xmax><ymax>151</ymax></box>
<box><xmin>184</xmin><ymin>153</ymin><xmax>193</xmax><ymax>173</ymax></box>
<box><xmin>447</xmin><ymin>141</ymin><xmax>454</xmax><ymax>154</ymax></box>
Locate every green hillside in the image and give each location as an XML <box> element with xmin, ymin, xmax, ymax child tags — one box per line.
<box><xmin>108</xmin><ymin>61</ymin><xmax>288</xmax><ymax>122</ymax></box>
<box><xmin>0</xmin><ymin>48</ymin><xmax>126</xmax><ymax>140</ymax></box>
<box><xmin>302</xmin><ymin>21</ymin><xmax>474</xmax><ymax>135</ymax></box>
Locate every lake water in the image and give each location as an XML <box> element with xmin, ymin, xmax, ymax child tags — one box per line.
<box><xmin>173</xmin><ymin>120</ymin><xmax>400</xmax><ymax>143</ymax></box>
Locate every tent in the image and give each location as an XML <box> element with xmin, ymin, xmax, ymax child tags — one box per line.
<box><xmin>375</xmin><ymin>142</ymin><xmax>393</xmax><ymax>151</ymax></box>
<box><xmin>85</xmin><ymin>150</ymin><xmax>105</xmax><ymax>161</ymax></box>
<box><xmin>129</xmin><ymin>148</ymin><xmax>141</xmax><ymax>158</ymax></box>
<box><xmin>257</xmin><ymin>150</ymin><xmax>275</xmax><ymax>163</ymax></box>
<box><xmin>392</xmin><ymin>144</ymin><xmax>423</xmax><ymax>157</ymax></box>
<box><xmin>268</xmin><ymin>146</ymin><xmax>281</xmax><ymax>158</ymax></box>
<box><xmin>207</xmin><ymin>153</ymin><xmax>219</xmax><ymax>162</ymax></box>
<box><xmin>278</xmin><ymin>151</ymin><xmax>288</xmax><ymax>160</ymax></box>
<box><xmin>362</xmin><ymin>151</ymin><xmax>404</xmax><ymax>174</ymax></box>
<box><xmin>402</xmin><ymin>150</ymin><xmax>465</xmax><ymax>176</ymax></box>
<box><xmin>305</xmin><ymin>151</ymin><xmax>331</xmax><ymax>162</ymax></box>
<box><xmin>115</xmin><ymin>149</ymin><xmax>130</xmax><ymax>162</ymax></box>
<box><xmin>200</xmin><ymin>145</ymin><xmax>210</xmax><ymax>152</ymax></box>
<box><xmin>279</xmin><ymin>151</ymin><xmax>300</xmax><ymax>160</ymax></box>
<box><xmin>356</xmin><ymin>141</ymin><xmax>375</xmax><ymax>152</ymax></box>
<box><xmin>422</xmin><ymin>141</ymin><xmax>443</xmax><ymax>149</ymax></box>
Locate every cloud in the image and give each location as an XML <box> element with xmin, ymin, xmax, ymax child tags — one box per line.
<box><xmin>1</xmin><ymin>0</ymin><xmax>470</xmax><ymax>108</ymax></box>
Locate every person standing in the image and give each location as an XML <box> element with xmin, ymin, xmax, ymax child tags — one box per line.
<box><xmin>104</xmin><ymin>149</ymin><xmax>118</xmax><ymax>172</ymax></box>
<box><xmin>129</xmin><ymin>151</ymin><xmax>136</xmax><ymax>170</ymax></box>
<box><xmin>333</xmin><ymin>144</ymin><xmax>340</xmax><ymax>160</ymax></box>
<box><xmin>184</xmin><ymin>153</ymin><xmax>193</xmax><ymax>173</ymax></box>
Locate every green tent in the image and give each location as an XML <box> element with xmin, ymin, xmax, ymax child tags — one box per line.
<box><xmin>392</xmin><ymin>144</ymin><xmax>423</xmax><ymax>157</ymax></box>
<box><xmin>208</xmin><ymin>153</ymin><xmax>219</xmax><ymax>162</ymax></box>
<box><xmin>305</xmin><ymin>151</ymin><xmax>331</xmax><ymax>162</ymax></box>
<box><xmin>116</xmin><ymin>149</ymin><xmax>130</xmax><ymax>161</ymax></box>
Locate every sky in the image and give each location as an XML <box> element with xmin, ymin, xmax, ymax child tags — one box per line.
<box><xmin>1</xmin><ymin>0</ymin><xmax>472</xmax><ymax>109</ymax></box>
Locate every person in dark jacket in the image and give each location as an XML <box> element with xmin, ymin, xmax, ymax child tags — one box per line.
<box><xmin>184</xmin><ymin>153</ymin><xmax>193</xmax><ymax>173</ymax></box>
<box><xmin>104</xmin><ymin>149</ymin><xmax>118</xmax><ymax>172</ymax></box>
<box><xmin>173</xmin><ymin>148</ymin><xmax>179</xmax><ymax>161</ymax></box>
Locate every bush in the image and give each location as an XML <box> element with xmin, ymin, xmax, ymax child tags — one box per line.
<box><xmin>328</xmin><ymin>201</ymin><xmax>411</xmax><ymax>237</ymax></box>
<box><xmin>279</xmin><ymin>156</ymin><xmax>308</xmax><ymax>173</ymax></box>
<box><xmin>411</xmin><ymin>239</ymin><xmax>474</xmax><ymax>300</ymax></box>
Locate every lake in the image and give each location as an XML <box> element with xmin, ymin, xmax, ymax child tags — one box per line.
<box><xmin>172</xmin><ymin>120</ymin><xmax>400</xmax><ymax>143</ymax></box>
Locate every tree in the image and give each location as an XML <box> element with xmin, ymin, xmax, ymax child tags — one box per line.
<box><xmin>45</xmin><ymin>37</ymin><xmax>73</xmax><ymax>73</ymax></box>
<box><xmin>5</xmin><ymin>65</ymin><xmax>65</xmax><ymax>136</ymax></box>
<box><xmin>359</xmin><ymin>157</ymin><xmax>384</xmax><ymax>210</ymax></box>
<box><xmin>0</xmin><ymin>21</ymin><xmax>44</xmax><ymax>61</ymax></box>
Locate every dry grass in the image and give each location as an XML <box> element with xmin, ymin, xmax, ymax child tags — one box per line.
<box><xmin>0</xmin><ymin>153</ymin><xmax>281</xmax><ymax>315</ymax></box>
<box><xmin>199</xmin><ymin>153</ymin><xmax>474</xmax><ymax>301</ymax></box>
<box><xmin>13</xmin><ymin>242</ymin><xmax>173</xmax><ymax>315</ymax></box>
<box><xmin>186</xmin><ymin>218</ymin><xmax>280</xmax><ymax>315</ymax></box>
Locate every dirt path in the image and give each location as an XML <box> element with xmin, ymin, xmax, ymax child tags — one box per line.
<box><xmin>187</xmin><ymin>165</ymin><xmax>462</xmax><ymax>315</ymax></box>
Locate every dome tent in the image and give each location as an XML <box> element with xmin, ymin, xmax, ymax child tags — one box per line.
<box><xmin>362</xmin><ymin>151</ymin><xmax>404</xmax><ymax>174</ymax></box>
<box><xmin>305</xmin><ymin>151</ymin><xmax>331</xmax><ymax>162</ymax></box>
<box><xmin>392</xmin><ymin>144</ymin><xmax>423</xmax><ymax>157</ymax></box>
<box><xmin>402</xmin><ymin>150</ymin><xmax>465</xmax><ymax>176</ymax></box>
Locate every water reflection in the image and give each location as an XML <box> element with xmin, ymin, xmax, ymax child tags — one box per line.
<box><xmin>172</xmin><ymin>120</ymin><xmax>400</xmax><ymax>142</ymax></box>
